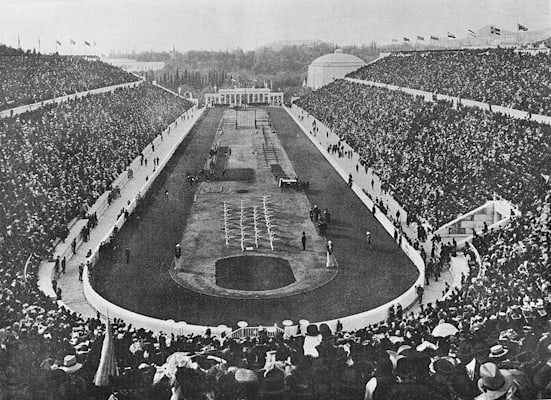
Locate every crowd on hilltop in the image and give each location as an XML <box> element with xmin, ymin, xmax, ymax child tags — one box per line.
<box><xmin>0</xmin><ymin>52</ymin><xmax>139</xmax><ymax>111</ymax></box>
<box><xmin>295</xmin><ymin>80</ymin><xmax>551</xmax><ymax>228</ymax></box>
<box><xmin>347</xmin><ymin>48</ymin><xmax>551</xmax><ymax>116</ymax></box>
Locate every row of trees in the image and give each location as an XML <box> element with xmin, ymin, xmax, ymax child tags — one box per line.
<box><xmin>145</xmin><ymin>69</ymin><xmax>230</xmax><ymax>90</ymax></box>
<box><xmin>127</xmin><ymin>41</ymin><xmax>380</xmax><ymax>95</ymax></box>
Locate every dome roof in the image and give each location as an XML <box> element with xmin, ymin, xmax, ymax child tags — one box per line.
<box><xmin>310</xmin><ymin>49</ymin><xmax>366</xmax><ymax>67</ymax></box>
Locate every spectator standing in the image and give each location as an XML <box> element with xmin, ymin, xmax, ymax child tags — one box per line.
<box><xmin>124</xmin><ymin>248</ymin><xmax>131</xmax><ymax>263</ymax></box>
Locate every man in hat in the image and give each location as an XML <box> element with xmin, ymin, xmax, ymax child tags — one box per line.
<box><xmin>475</xmin><ymin>362</ymin><xmax>535</xmax><ymax>400</ymax></box>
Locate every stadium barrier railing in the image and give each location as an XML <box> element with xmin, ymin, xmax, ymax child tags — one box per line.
<box><xmin>345</xmin><ymin>77</ymin><xmax>551</xmax><ymax>126</ymax></box>
<box><xmin>286</xmin><ymin>105</ymin><xmax>426</xmax><ymax>332</ymax></box>
<box><xmin>0</xmin><ymin>80</ymin><xmax>143</xmax><ymax>119</ymax></box>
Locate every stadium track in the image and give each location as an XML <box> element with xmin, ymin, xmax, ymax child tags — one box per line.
<box><xmin>92</xmin><ymin>107</ymin><xmax>418</xmax><ymax>327</ymax></box>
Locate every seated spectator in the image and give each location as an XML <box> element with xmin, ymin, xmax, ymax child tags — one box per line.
<box><xmin>348</xmin><ymin>48</ymin><xmax>551</xmax><ymax>115</ymax></box>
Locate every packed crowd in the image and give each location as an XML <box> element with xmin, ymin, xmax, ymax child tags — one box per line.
<box><xmin>295</xmin><ymin>80</ymin><xmax>551</xmax><ymax>227</ymax></box>
<box><xmin>0</xmin><ymin>51</ymin><xmax>139</xmax><ymax>111</ymax></box>
<box><xmin>347</xmin><ymin>49</ymin><xmax>551</xmax><ymax>115</ymax></box>
<box><xmin>1</xmin><ymin>60</ymin><xmax>551</xmax><ymax>399</ymax></box>
<box><xmin>0</xmin><ymin>83</ymin><xmax>192</xmax><ymax>279</ymax></box>
<box><xmin>2</xmin><ymin>188</ymin><xmax>550</xmax><ymax>399</ymax></box>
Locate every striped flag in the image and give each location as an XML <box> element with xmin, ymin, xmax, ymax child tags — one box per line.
<box><xmin>403</xmin><ymin>37</ymin><xmax>410</xmax><ymax>42</ymax></box>
<box><xmin>70</xmin><ymin>39</ymin><xmax>76</xmax><ymax>45</ymax></box>
<box><xmin>84</xmin><ymin>41</ymin><xmax>91</xmax><ymax>46</ymax></box>
<box><xmin>430</xmin><ymin>35</ymin><xmax>439</xmax><ymax>40</ymax></box>
<box><xmin>417</xmin><ymin>35</ymin><xmax>425</xmax><ymax>41</ymax></box>
<box><xmin>447</xmin><ymin>32</ymin><xmax>456</xmax><ymax>39</ymax></box>
<box><xmin>518</xmin><ymin>23</ymin><xmax>528</xmax><ymax>31</ymax></box>
<box><xmin>468</xmin><ymin>29</ymin><xmax>477</xmax><ymax>37</ymax></box>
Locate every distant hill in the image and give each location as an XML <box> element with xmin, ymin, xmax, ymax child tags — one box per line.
<box><xmin>261</xmin><ymin>40</ymin><xmax>327</xmax><ymax>51</ymax></box>
<box><xmin>445</xmin><ymin>25</ymin><xmax>551</xmax><ymax>47</ymax></box>
<box><xmin>383</xmin><ymin>25</ymin><xmax>551</xmax><ymax>50</ymax></box>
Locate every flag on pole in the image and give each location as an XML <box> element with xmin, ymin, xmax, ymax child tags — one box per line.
<box><xmin>84</xmin><ymin>41</ymin><xmax>91</xmax><ymax>46</ymax></box>
<box><xmin>417</xmin><ymin>35</ymin><xmax>425</xmax><ymax>41</ymax></box>
<box><xmin>94</xmin><ymin>318</ymin><xmax>118</xmax><ymax>386</ymax></box>
<box><xmin>403</xmin><ymin>37</ymin><xmax>410</xmax><ymax>42</ymax></box>
<box><xmin>518</xmin><ymin>23</ymin><xmax>528</xmax><ymax>32</ymax></box>
<box><xmin>56</xmin><ymin>40</ymin><xmax>62</xmax><ymax>46</ymax></box>
<box><xmin>430</xmin><ymin>35</ymin><xmax>439</xmax><ymax>40</ymax></box>
<box><xmin>447</xmin><ymin>32</ymin><xmax>456</xmax><ymax>39</ymax></box>
<box><xmin>468</xmin><ymin>29</ymin><xmax>477</xmax><ymax>37</ymax></box>
<box><xmin>70</xmin><ymin>39</ymin><xmax>76</xmax><ymax>45</ymax></box>
<box><xmin>490</xmin><ymin>26</ymin><xmax>501</xmax><ymax>35</ymax></box>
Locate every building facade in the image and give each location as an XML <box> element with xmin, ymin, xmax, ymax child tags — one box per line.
<box><xmin>205</xmin><ymin>87</ymin><xmax>284</xmax><ymax>107</ymax></box>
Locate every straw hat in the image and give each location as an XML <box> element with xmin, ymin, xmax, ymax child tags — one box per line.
<box><xmin>489</xmin><ymin>345</ymin><xmax>508</xmax><ymax>359</ymax></box>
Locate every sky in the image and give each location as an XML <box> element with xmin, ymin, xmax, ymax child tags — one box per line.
<box><xmin>1</xmin><ymin>0</ymin><xmax>549</xmax><ymax>55</ymax></box>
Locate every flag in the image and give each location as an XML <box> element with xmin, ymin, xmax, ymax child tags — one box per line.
<box><xmin>94</xmin><ymin>319</ymin><xmax>118</xmax><ymax>386</ymax></box>
<box><xmin>491</xmin><ymin>26</ymin><xmax>501</xmax><ymax>35</ymax></box>
<box><xmin>468</xmin><ymin>29</ymin><xmax>477</xmax><ymax>37</ymax></box>
<box><xmin>70</xmin><ymin>39</ymin><xmax>76</xmax><ymax>45</ymax></box>
<box><xmin>518</xmin><ymin>23</ymin><xmax>528</xmax><ymax>32</ymax></box>
<box><xmin>403</xmin><ymin>37</ymin><xmax>410</xmax><ymax>42</ymax></box>
<box><xmin>417</xmin><ymin>35</ymin><xmax>424</xmax><ymax>41</ymax></box>
<box><xmin>430</xmin><ymin>35</ymin><xmax>439</xmax><ymax>40</ymax></box>
<box><xmin>447</xmin><ymin>32</ymin><xmax>456</xmax><ymax>39</ymax></box>
<box><xmin>56</xmin><ymin>40</ymin><xmax>62</xmax><ymax>46</ymax></box>
<box><xmin>392</xmin><ymin>38</ymin><xmax>398</xmax><ymax>42</ymax></box>
<box><xmin>84</xmin><ymin>41</ymin><xmax>91</xmax><ymax>46</ymax></box>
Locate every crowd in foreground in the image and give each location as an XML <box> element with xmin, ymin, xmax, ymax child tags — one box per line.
<box><xmin>347</xmin><ymin>48</ymin><xmax>551</xmax><ymax>116</ymax></box>
<box><xmin>1</xmin><ymin>57</ymin><xmax>551</xmax><ymax>398</ymax></box>
<box><xmin>1</xmin><ymin>187</ymin><xmax>550</xmax><ymax>399</ymax></box>
<box><xmin>0</xmin><ymin>48</ymin><xmax>139</xmax><ymax>111</ymax></box>
<box><xmin>295</xmin><ymin>79</ymin><xmax>551</xmax><ymax>228</ymax></box>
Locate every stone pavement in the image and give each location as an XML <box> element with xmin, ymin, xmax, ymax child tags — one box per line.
<box><xmin>39</xmin><ymin>106</ymin><xmax>203</xmax><ymax>319</ymax></box>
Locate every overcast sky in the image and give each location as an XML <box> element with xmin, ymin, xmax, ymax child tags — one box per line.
<box><xmin>1</xmin><ymin>0</ymin><xmax>549</xmax><ymax>54</ymax></box>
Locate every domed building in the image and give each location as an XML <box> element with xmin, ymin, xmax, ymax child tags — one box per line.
<box><xmin>307</xmin><ymin>49</ymin><xmax>366</xmax><ymax>90</ymax></box>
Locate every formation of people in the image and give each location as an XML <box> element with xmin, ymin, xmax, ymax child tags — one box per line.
<box><xmin>0</xmin><ymin>47</ymin><xmax>139</xmax><ymax>111</ymax></box>
<box><xmin>348</xmin><ymin>48</ymin><xmax>551</xmax><ymax>115</ymax></box>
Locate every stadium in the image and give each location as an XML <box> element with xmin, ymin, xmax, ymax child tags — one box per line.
<box><xmin>1</xmin><ymin>0</ymin><xmax>551</xmax><ymax>399</ymax></box>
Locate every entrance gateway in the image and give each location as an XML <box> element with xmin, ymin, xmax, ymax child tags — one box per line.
<box><xmin>205</xmin><ymin>87</ymin><xmax>284</xmax><ymax>107</ymax></box>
